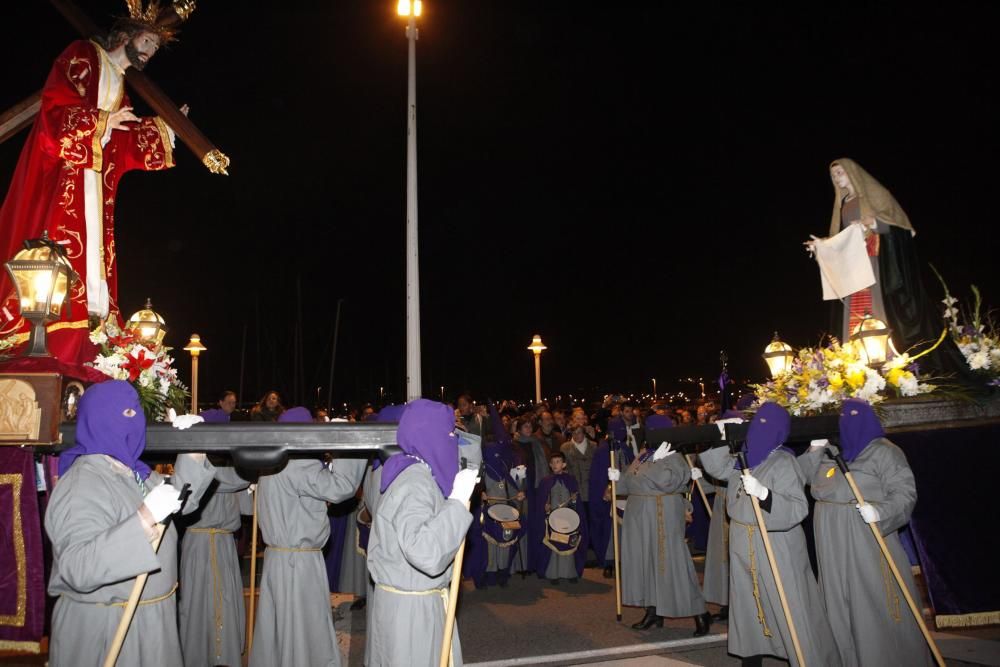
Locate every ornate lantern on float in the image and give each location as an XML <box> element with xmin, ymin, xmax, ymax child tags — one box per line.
<box><xmin>762</xmin><ymin>332</ymin><xmax>794</xmax><ymax>378</ymax></box>
<box><xmin>4</xmin><ymin>231</ymin><xmax>79</xmax><ymax>357</ymax></box>
<box><xmin>850</xmin><ymin>312</ymin><xmax>891</xmax><ymax>367</ymax></box>
<box><xmin>127</xmin><ymin>298</ymin><xmax>167</xmax><ymax>348</ymax></box>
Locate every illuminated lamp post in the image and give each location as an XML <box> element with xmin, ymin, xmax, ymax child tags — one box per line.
<box><xmin>184</xmin><ymin>334</ymin><xmax>207</xmax><ymax>414</ymax></box>
<box><xmin>4</xmin><ymin>231</ymin><xmax>78</xmax><ymax>357</ymax></box>
<box><xmin>528</xmin><ymin>334</ymin><xmax>547</xmax><ymax>404</ymax></box>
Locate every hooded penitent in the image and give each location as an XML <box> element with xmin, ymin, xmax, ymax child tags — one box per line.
<box><xmin>58</xmin><ymin>380</ymin><xmax>149</xmax><ymax>478</ymax></box>
<box><xmin>838</xmin><ymin>398</ymin><xmax>885</xmax><ymax>463</ymax></box>
<box><xmin>277</xmin><ymin>406</ymin><xmax>312</xmax><ymax>423</ymax></box>
<box><xmin>743</xmin><ymin>402</ymin><xmax>791</xmax><ymax>470</ymax></box>
<box><xmin>828</xmin><ymin>158</ymin><xmax>915</xmax><ymax>237</ymax></box>
<box><xmin>379</xmin><ymin>399</ymin><xmax>460</xmax><ymax>497</ymax></box>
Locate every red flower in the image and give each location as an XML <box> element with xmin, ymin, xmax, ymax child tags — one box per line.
<box><xmin>108</xmin><ymin>332</ymin><xmax>137</xmax><ymax>349</ymax></box>
<box><xmin>121</xmin><ymin>347</ymin><xmax>155</xmax><ymax>382</ymax></box>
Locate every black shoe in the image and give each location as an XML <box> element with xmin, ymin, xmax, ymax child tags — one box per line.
<box><xmin>693</xmin><ymin>611</ymin><xmax>712</xmax><ymax>637</ymax></box>
<box><xmin>631</xmin><ymin>606</ymin><xmax>663</xmax><ymax>630</ymax></box>
<box><xmin>568</xmin><ymin>577</ymin><xmax>579</xmax><ymax>584</ymax></box>
<box><xmin>550</xmin><ymin>578</ymin><xmax>560</xmax><ymax>585</ymax></box>
<box><xmin>349</xmin><ymin>596</ymin><xmax>367</xmax><ymax>611</ymax></box>
<box><xmin>741</xmin><ymin>657</ymin><xmax>763</xmax><ymax>667</ymax></box>
<box><xmin>712</xmin><ymin>605</ymin><xmax>728</xmax><ymax>622</ymax></box>
<box><xmin>498</xmin><ymin>574</ymin><xmax>509</xmax><ymax>588</ymax></box>
<box><xmin>603</xmin><ymin>566</ymin><xmax>614</xmax><ymax>579</ymax></box>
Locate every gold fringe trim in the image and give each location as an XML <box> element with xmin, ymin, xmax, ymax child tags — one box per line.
<box><xmin>935</xmin><ymin>610</ymin><xmax>1000</xmax><ymax>629</ymax></box>
<box><xmin>0</xmin><ymin>640</ymin><xmax>40</xmax><ymax>653</ymax></box>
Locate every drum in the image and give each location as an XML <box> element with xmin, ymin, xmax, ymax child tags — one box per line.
<box><xmin>548</xmin><ymin>507</ymin><xmax>580</xmax><ymax>534</ymax></box>
<box><xmin>487</xmin><ymin>504</ymin><xmax>520</xmax><ymax>523</ymax></box>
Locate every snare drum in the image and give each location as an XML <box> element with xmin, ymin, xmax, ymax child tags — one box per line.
<box><xmin>547</xmin><ymin>507</ymin><xmax>581</xmax><ymax>545</ymax></box>
<box><xmin>487</xmin><ymin>503</ymin><xmax>521</xmax><ymax>531</ymax></box>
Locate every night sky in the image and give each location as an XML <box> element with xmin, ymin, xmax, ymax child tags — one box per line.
<box><xmin>2</xmin><ymin>2</ymin><xmax>998</xmax><ymax>409</ymax></box>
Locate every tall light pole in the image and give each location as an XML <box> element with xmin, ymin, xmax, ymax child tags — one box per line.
<box><xmin>184</xmin><ymin>334</ymin><xmax>207</xmax><ymax>414</ymax></box>
<box><xmin>652</xmin><ymin>377</ymin><xmax>657</xmax><ymax>400</ymax></box>
<box><xmin>398</xmin><ymin>0</ymin><xmax>423</xmax><ymax>400</ymax></box>
<box><xmin>528</xmin><ymin>334</ymin><xmax>547</xmax><ymax>405</ymax></box>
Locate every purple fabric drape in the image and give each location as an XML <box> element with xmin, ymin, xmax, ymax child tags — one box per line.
<box><xmin>0</xmin><ymin>447</ymin><xmax>45</xmax><ymax>651</ymax></box>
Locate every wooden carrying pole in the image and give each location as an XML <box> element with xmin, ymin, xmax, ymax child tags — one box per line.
<box><xmin>103</xmin><ymin>483</ymin><xmax>190</xmax><ymax>667</ymax></box>
<box><xmin>686</xmin><ymin>453</ymin><xmax>713</xmax><ymax>519</ymax></box>
<box><xmin>609</xmin><ymin>443</ymin><xmax>623</xmax><ymax>622</ymax></box>
<box><xmin>832</xmin><ymin>453</ymin><xmax>946</xmax><ymax>667</ymax></box>
<box><xmin>738</xmin><ymin>455</ymin><xmax>807</xmax><ymax>667</ymax></box>
<box><xmin>439</xmin><ymin>497</ymin><xmax>472</xmax><ymax>667</ymax></box>
<box><xmin>439</xmin><ymin>460</ymin><xmax>481</xmax><ymax>667</ymax></box>
<box><xmin>245</xmin><ymin>486</ymin><xmax>259</xmax><ymax>656</ymax></box>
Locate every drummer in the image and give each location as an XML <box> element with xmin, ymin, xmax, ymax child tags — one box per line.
<box><xmin>473</xmin><ymin>437</ymin><xmax>526</xmax><ymax>588</ymax></box>
<box><xmin>534</xmin><ymin>452</ymin><xmax>588</xmax><ymax>585</ymax></box>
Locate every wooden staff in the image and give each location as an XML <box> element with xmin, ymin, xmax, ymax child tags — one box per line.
<box><xmin>439</xmin><ymin>462</ymin><xmax>480</xmax><ymax>667</ymax></box>
<box><xmin>830</xmin><ymin>452</ymin><xmax>945</xmax><ymax>667</ymax></box>
<box><xmin>686</xmin><ymin>453</ymin><xmax>713</xmax><ymax>519</ymax></box>
<box><xmin>245</xmin><ymin>485</ymin><xmax>259</xmax><ymax>656</ymax></box>
<box><xmin>609</xmin><ymin>441</ymin><xmax>623</xmax><ymax>622</ymax></box>
<box><xmin>103</xmin><ymin>483</ymin><xmax>190</xmax><ymax>667</ymax></box>
<box><xmin>737</xmin><ymin>454</ymin><xmax>807</xmax><ymax>667</ymax></box>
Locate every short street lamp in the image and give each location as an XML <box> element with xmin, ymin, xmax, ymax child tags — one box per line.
<box><xmin>4</xmin><ymin>231</ymin><xmax>78</xmax><ymax>357</ymax></box>
<box><xmin>184</xmin><ymin>333</ymin><xmax>207</xmax><ymax>414</ymax></box>
<box><xmin>528</xmin><ymin>334</ymin><xmax>547</xmax><ymax>404</ymax></box>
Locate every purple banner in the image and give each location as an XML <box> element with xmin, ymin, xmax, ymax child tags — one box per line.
<box><xmin>0</xmin><ymin>447</ymin><xmax>44</xmax><ymax>653</ymax></box>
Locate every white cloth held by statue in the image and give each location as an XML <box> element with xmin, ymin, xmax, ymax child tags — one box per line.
<box><xmin>813</xmin><ymin>224</ymin><xmax>876</xmax><ymax>300</ymax></box>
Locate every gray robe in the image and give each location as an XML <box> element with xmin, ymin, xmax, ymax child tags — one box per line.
<box><xmin>701</xmin><ymin>446</ymin><xmax>840</xmax><ymax>666</ymax></box>
<box><xmin>698</xmin><ymin>476</ymin><xmax>730</xmax><ymax>606</ymax></box>
<box><xmin>179</xmin><ymin>466</ymin><xmax>250</xmax><ymax>667</ymax></box>
<box><xmin>338</xmin><ymin>498</ymin><xmax>368</xmax><ymax>596</ymax></box>
<box><xmin>45</xmin><ymin>454</ymin><xmax>215</xmax><ymax>667</ymax></box>
<box><xmin>249</xmin><ymin>457</ymin><xmax>366</xmax><ymax>667</ymax></box>
<box><xmin>361</xmin><ymin>462</ymin><xmax>382</xmax><ymax>667</ymax></box>
<box><xmin>616</xmin><ymin>452</ymin><xmax>706</xmax><ymax>617</ymax></box>
<box><xmin>800</xmin><ymin>440</ymin><xmax>932</xmax><ymax>667</ymax></box>
<box><xmin>483</xmin><ymin>471</ymin><xmax>520</xmax><ymax>573</ymax></box>
<box><xmin>367</xmin><ymin>463</ymin><xmax>473</xmax><ymax>667</ymax></box>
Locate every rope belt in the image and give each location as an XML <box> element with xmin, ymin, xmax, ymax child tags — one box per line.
<box><xmin>187</xmin><ymin>528</ymin><xmax>234</xmax><ymax>534</ymax></box>
<box><xmin>188</xmin><ymin>528</ymin><xmax>232</xmax><ymax>659</ymax></box>
<box><xmin>814</xmin><ymin>499</ymin><xmax>857</xmax><ymax>506</ymax></box>
<box><xmin>375</xmin><ymin>584</ymin><xmax>454</xmax><ymax>667</ymax></box>
<box><xmin>266</xmin><ymin>546</ymin><xmax>322</xmax><ymax>553</ymax></box>
<box><xmin>95</xmin><ymin>582</ymin><xmax>178</xmax><ymax>608</ymax></box>
<box><xmin>623</xmin><ymin>493</ymin><xmax>681</xmax><ymax>575</ymax></box>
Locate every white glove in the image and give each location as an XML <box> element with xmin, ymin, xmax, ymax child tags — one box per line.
<box><xmin>690</xmin><ymin>467</ymin><xmax>703</xmax><ymax>481</ymax></box>
<box><xmin>715</xmin><ymin>417</ymin><xmax>744</xmax><ymax>440</ymax></box>
<box><xmin>511</xmin><ymin>465</ymin><xmax>527</xmax><ymax>482</ymax></box>
<box><xmin>448</xmin><ymin>468</ymin><xmax>479</xmax><ymax>502</ymax></box>
<box><xmin>143</xmin><ymin>482</ymin><xmax>182</xmax><ymax>523</ymax></box>
<box><xmin>607</xmin><ymin>467</ymin><xmax>621</xmax><ymax>482</ymax></box>
<box><xmin>810</xmin><ymin>439</ymin><xmax>830</xmax><ymax>449</ymax></box>
<box><xmin>172</xmin><ymin>414</ymin><xmax>204</xmax><ymax>430</ymax></box>
<box><xmin>652</xmin><ymin>441</ymin><xmax>674</xmax><ymax>460</ymax></box>
<box><xmin>857</xmin><ymin>503</ymin><xmax>880</xmax><ymax>524</ymax></box>
<box><xmin>742</xmin><ymin>474</ymin><xmax>769</xmax><ymax>501</ymax></box>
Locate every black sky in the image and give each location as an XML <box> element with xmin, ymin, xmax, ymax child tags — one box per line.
<box><xmin>2</xmin><ymin>2</ymin><xmax>998</xmax><ymax>409</ymax></box>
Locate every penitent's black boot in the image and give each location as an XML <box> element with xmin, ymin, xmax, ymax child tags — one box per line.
<box><xmin>741</xmin><ymin>656</ymin><xmax>763</xmax><ymax>667</ymax></box>
<box><xmin>693</xmin><ymin>611</ymin><xmax>712</xmax><ymax>637</ymax></box>
<box><xmin>631</xmin><ymin>606</ymin><xmax>663</xmax><ymax>630</ymax></box>
<box><xmin>713</xmin><ymin>604</ymin><xmax>728</xmax><ymax>622</ymax></box>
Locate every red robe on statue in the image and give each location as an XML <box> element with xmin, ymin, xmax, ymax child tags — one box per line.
<box><xmin>0</xmin><ymin>40</ymin><xmax>174</xmax><ymax>366</ymax></box>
